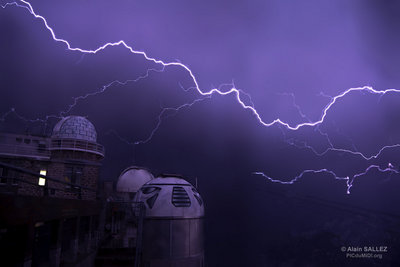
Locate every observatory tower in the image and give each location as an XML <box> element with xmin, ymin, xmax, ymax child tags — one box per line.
<box><xmin>116</xmin><ymin>166</ymin><xmax>154</xmax><ymax>201</ymax></box>
<box><xmin>136</xmin><ymin>174</ymin><xmax>205</xmax><ymax>267</ymax></box>
<box><xmin>48</xmin><ymin>116</ymin><xmax>104</xmax><ymax>199</ymax></box>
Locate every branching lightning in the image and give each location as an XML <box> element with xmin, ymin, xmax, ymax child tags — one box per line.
<box><xmin>60</xmin><ymin>68</ymin><xmax>166</xmax><ymax>117</ymax></box>
<box><xmin>107</xmin><ymin>95</ymin><xmax>211</xmax><ymax>145</ymax></box>
<box><xmin>254</xmin><ymin>163</ymin><xmax>399</xmax><ymax>194</ymax></box>
<box><xmin>7</xmin><ymin>0</ymin><xmax>400</xmax><ymax>131</ymax></box>
<box><xmin>2</xmin><ymin>0</ymin><xmax>400</xmax><ymax>194</ymax></box>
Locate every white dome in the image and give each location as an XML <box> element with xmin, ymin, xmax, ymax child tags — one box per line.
<box><xmin>52</xmin><ymin>116</ymin><xmax>97</xmax><ymax>142</ymax></box>
<box><xmin>116</xmin><ymin>167</ymin><xmax>154</xmax><ymax>193</ymax></box>
<box><xmin>135</xmin><ymin>175</ymin><xmax>204</xmax><ymax>218</ymax></box>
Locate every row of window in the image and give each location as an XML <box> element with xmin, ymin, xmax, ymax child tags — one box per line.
<box><xmin>0</xmin><ymin>165</ymin><xmax>83</xmax><ymax>188</ymax></box>
<box><xmin>0</xmin><ymin>167</ymin><xmax>18</xmax><ymax>185</ymax></box>
<box><xmin>15</xmin><ymin>137</ymin><xmax>44</xmax><ymax>145</ymax></box>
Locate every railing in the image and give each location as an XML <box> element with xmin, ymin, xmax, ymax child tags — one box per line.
<box><xmin>104</xmin><ymin>200</ymin><xmax>145</xmax><ymax>266</ymax></box>
<box><xmin>50</xmin><ymin>138</ymin><xmax>105</xmax><ymax>157</ymax></box>
<box><xmin>133</xmin><ymin>202</ymin><xmax>145</xmax><ymax>267</ymax></box>
<box><xmin>0</xmin><ymin>161</ymin><xmax>96</xmax><ymax>200</ymax></box>
<box><xmin>0</xmin><ymin>143</ymin><xmax>50</xmax><ymax>159</ymax></box>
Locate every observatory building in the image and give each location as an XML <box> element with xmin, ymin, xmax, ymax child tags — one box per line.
<box><xmin>116</xmin><ymin>166</ymin><xmax>154</xmax><ymax>201</ymax></box>
<box><xmin>0</xmin><ymin>116</ymin><xmax>105</xmax><ymax>266</ymax></box>
<box><xmin>102</xmin><ymin>167</ymin><xmax>154</xmax><ymax>250</ymax></box>
<box><xmin>136</xmin><ymin>174</ymin><xmax>205</xmax><ymax>267</ymax></box>
<box><xmin>99</xmin><ymin>173</ymin><xmax>205</xmax><ymax>267</ymax></box>
<box><xmin>0</xmin><ymin>116</ymin><xmax>206</xmax><ymax>267</ymax></box>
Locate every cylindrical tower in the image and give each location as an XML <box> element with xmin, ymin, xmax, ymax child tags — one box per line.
<box><xmin>50</xmin><ymin>115</ymin><xmax>104</xmax><ymax>160</ymax></box>
<box><xmin>48</xmin><ymin>116</ymin><xmax>104</xmax><ymax>200</ymax></box>
<box><xmin>136</xmin><ymin>174</ymin><xmax>205</xmax><ymax>267</ymax></box>
<box><xmin>114</xmin><ymin>167</ymin><xmax>154</xmax><ymax>246</ymax></box>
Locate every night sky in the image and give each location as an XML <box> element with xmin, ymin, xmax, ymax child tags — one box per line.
<box><xmin>1</xmin><ymin>0</ymin><xmax>400</xmax><ymax>266</ymax></box>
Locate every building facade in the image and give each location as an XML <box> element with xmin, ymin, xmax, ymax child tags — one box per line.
<box><xmin>0</xmin><ymin>116</ymin><xmax>105</xmax><ymax>266</ymax></box>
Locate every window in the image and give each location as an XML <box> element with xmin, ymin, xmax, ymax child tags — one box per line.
<box><xmin>64</xmin><ymin>166</ymin><xmax>83</xmax><ymax>187</ymax></box>
<box><xmin>38</xmin><ymin>169</ymin><xmax>46</xmax><ymax>186</ymax></box>
<box><xmin>0</xmin><ymin>168</ymin><xmax>18</xmax><ymax>185</ymax></box>
<box><xmin>146</xmin><ymin>194</ymin><xmax>158</xmax><ymax>209</ymax></box>
<box><xmin>11</xmin><ymin>170</ymin><xmax>18</xmax><ymax>185</ymax></box>
<box><xmin>38</xmin><ymin>143</ymin><xmax>46</xmax><ymax>152</ymax></box>
<box><xmin>0</xmin><ymin>167</ymin><xmax>5</xmax><ymax>184</ymax></box>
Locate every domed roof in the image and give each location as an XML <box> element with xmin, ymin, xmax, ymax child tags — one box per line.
<box><xmin>135</xmin><ymin>175</ymin><xmax>204</xmax><ymax>218</ymax></box>
<box><xmin>52</xmin><ymin>116</ymin><xmax>97</xmax><ymax>142</ymax></box>
<box><xmin>116</xmin><ymin>167</ymin><xmax>154</xmax><ymax>193</ymax></box>
<box><xmin>146</xmin><ymin>176</ymin><xmax>191</xmax><ymax>186</ymax></box>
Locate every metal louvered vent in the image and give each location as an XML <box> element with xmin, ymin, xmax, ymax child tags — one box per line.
<box><xmin>172</xmin><ymin>186</ymin><xmax>191</xmax><ymax>207</ymax></box>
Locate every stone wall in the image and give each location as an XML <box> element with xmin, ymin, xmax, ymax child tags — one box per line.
<box><xmin>0</xmin><ymin>147</ymin><xmax>102</xmax><ymax>200</ymax></box>
<box><xmin>0</xmin><ymin>157</ymin><xmax>48</xmax><ymax>197</ymax></box>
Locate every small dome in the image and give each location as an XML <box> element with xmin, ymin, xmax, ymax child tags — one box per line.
<box><xmin>135</xmin><ymin>175</ymin><xmax>204</xmax><ymax>218</ymax></box>
<box><xmin>52</xmin><ymin>116</ymin><xmax>97</xmax><ymax>142</ymax></box>
<box><xmin>116</xmin><ymin>167</ymin><xmax>154</xmax><ymax>193</ymax></box>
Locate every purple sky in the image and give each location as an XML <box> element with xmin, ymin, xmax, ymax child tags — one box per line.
<box><xmin>1</xmin><ymin>0</ymin><xmax>400</xmax><ymax>265</ymax></box>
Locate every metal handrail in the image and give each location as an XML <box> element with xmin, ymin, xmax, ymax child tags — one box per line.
<box><xmin>0</xmin><ymin>175</ymin><xmax>85</xmax><ymax>196</ymax></box>
<box><xmin>50</xmin><ymin>138</ymin><xmax>105</xmax><ymax>156</ymax></box>
<box><xmin>0</xmin><ymin>161</ymin><xmax>96</xmax><ymax>192</ymax></box>
<box><xmin>134</xmin><ymin>202</ymin><xmax>145</xmax><ymax>267</ymax></box>
<box><xmin>107</xmin><ymin>201</ymin><xmax>145</xmax><ymax>266</ymax></box>
<box><xmin>0</xmin><ymin>143</ymin><xmax>50</xmax><ymax>158</ymax></box>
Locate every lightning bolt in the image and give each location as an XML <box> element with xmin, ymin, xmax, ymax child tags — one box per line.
<box><xmin>254</xmin><ymin>163</ymin><xmax>399</xmax><ymax>194</ymax></box>
<box><xmin>2</xmin><ymin>0</ymin><xmax>400</xmax><ymax>194</ymax></box>
<box><xmin>107</xmin><ymin>95</ymin><xmax>211</xmax><ymax>145</ymax></box>
<box><xmin>0</xmin><ymin>73</ymin><xmax>165</xmax><ymax>125</ymax></box>
<box><xmin>5</xmin><ymin>0</ymin><xmax>400</xmax><ymax>131</ymax></box>
<box><xmin>60</xmin><ymin>68</ymin><xmax>166</xmax><ymax>117</ymax></box>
